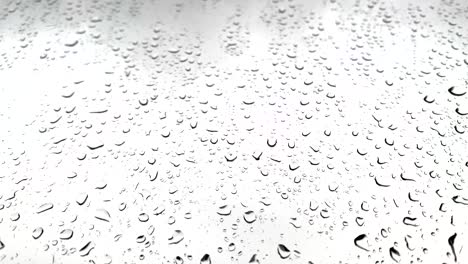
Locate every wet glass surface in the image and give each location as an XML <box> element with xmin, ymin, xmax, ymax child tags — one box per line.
<box><xmin>0</xmin><ymin>0</ymin><xmax>467</xmax><ymax>263</ymax></box>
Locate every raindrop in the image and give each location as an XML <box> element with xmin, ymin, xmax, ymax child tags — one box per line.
<box><xmin>59</xmin><ymin>229</ymin><xmax>73</xmax><ymax>240</ymax></box>
<box><xmin>32</xmin><ymin>227</ymin><xmax>44</xmax><ymax>239</ymax></box>
<box><xmin>243</xmin><ymin>211</ymin><xmax>257</xmax><ymax>224</ymax></box>
<box><xmin>36</xmin><ymin>203</ymin><xmax>53</xmax><ymax>214</ymax></box>
<box><xmin>277</xmin><ymin>244</ymin><xmax>291</xmax><ymax>259</ymax></box>
<box><xmin>200</xmin><ymin>254</ymin><xmax>211</xmax><ymax>264</ymax></box>
<box><xmin>168</xmin><ymin>230</ymin><xmax>184</xmax><ymax>245</ymax></box>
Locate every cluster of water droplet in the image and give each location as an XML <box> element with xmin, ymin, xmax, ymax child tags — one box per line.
<box><xmin>0</xmin><ymin>0</ymin><xmax>467</xmax><ymax>263</ymax></box>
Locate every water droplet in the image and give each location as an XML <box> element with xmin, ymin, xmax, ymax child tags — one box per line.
<box><xmin>59</xmin><ymin>229</ymin><xmax>73</xmax><ymax>240</ymax></box>
<box><xmin>277</xmin><ymin>244</ymin><xmax>291</xmax><ymax>259</ymax></box>
<box><xmin>32</xmin><ymin>227</ymin><xmax>44</xmax><ymax>239</ymax></box>
<box><xmin>200</xmin><ymin>254</ymin><xmax>211</xmax><ymax>264</ymax></box>
<box><xmin>243</xmin><ymin>211</ymin><xmax>257</xmax><ymax>224</ymax></box>
<box><xmin>36</xmin><ymin>203</ymin><xmax>53</xmax><ymax>214</ymax></box>
<box><xmin>168</xmin><ymin>230</ymin><xmax>184</xmax><ymax>245</ymax></box>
